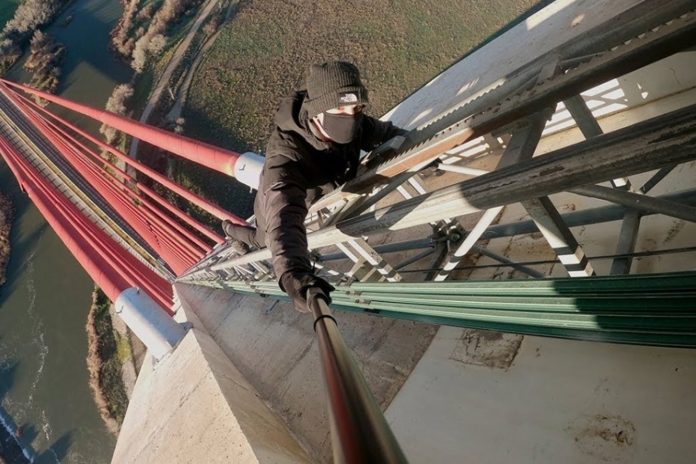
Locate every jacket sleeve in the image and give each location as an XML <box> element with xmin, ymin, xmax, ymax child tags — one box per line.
<box><xmin>261</xmin><ymin>162</ymin><xmax>313</xmax><ymax>281</ymax></box>
<box><xmin>360</xmin><ymin>116</ymin><xmax>406</xmax><ymax>151</ymax></box>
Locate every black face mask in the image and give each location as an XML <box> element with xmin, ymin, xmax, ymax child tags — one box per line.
<box><xmin>321</xmin><ymin>112</ymin><xmax>363</xmax><ymax>144</ymax></box>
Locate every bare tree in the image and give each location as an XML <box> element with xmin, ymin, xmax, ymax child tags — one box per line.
<box><xmin>174</xmin><ymin>117</ymin><xmax>185</xmax><ymax>134</ymax></box>
<box><xmin>24</xmin><ymin>31</ymin><xmax>65</xmax><ymax>94</ymax></box>
<box><xmin>130</xmin><ymin>35</ymin><xmax>149</xmax><ymax>73</ymax></box>
<box><xmin>0</xmin><ymin>38</ymin><xmax>22</xmax><ymax>73</ymax></box>
<box><xmin>129</xmin><ymin>0</ymin><xmax>202</xmax><ymax>72</ymax></box>
<box><xmin>148</xmin><ymin>34</ymin><xmax>167</xmax><ymax>54</ymax></box>
<box><xmin>136</xmin><ymin>3</ymin><xmax>155</xmax><ymax>22</ymax></box>
<box><xmin>3</xmin><ymin>0</ymin><xmax>58</xmax><ymax>35</ymax></box>
<box><xmin>111</xmin><ymin>0</ymin><xmax>141</xmax><ymax>58</ymax></box>
<box><xmin>100</xmin><ymin>84</ymin><xmax>134</xmax><ymax>145</ymax></box>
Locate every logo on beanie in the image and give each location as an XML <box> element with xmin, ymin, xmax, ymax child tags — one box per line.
<box><xmin>339</xmin><ymin>92</ymin><xmax>358</xmax><ymax>104</ymax></box>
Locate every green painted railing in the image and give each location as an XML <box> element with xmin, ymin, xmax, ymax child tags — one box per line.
<box><xmin>203</xmin><ymin>271</ymin><xmax>696</xmax><ymax>348</ymax></box>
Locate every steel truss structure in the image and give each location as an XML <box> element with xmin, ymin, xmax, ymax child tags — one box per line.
<box><xmin>178</xmin><ymin>3</ymin><xmax>696</xmax><ymax>346</ymax></box>
<box><xmin>1</xmin><ymin>3</ymin><xmax>696</xmax><ymax>461</ymax></box>
<box><xmin>0</xmin><ymin>2</ymin><xmax>694</xmax><ymax>343</ymax></box>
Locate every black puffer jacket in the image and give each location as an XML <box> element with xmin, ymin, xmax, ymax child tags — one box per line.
<box><xmin>255</xmin><ymin>90</ymin><xmax>401</xmax><ymax>286</ymax></box>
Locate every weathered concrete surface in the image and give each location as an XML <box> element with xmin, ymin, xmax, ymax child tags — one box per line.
<box><xmin>386</xmin><ymin>327</ymin><xmax>696</xmax><ymax>464</ymax></box>
<box><xmin>173</xmin><ymin>283</ymin><xmax>437</xmax><ymax>463</ymax></box>
<box><xmin>112</xmin><ymin>323</ymin><xmax>310</xmax><ymax>463</ymax></box>
<box><xmin>380</xmin><ymin>50</ymin><xmax>696</xmax><ymax>464</ymax></box>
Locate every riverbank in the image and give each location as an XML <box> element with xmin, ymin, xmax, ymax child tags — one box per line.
<box><xmin>0</xmin><ymin>0</ymin><xmax>75</xmax><ymax>74</ymax></box>
<box><xmin>85</xmin><ymin>288</ymin><xmax>129</xmax><ymax>435</ymax></box>
<box><xmin>0</xmin><ymin>0</ymin><xmax>127</xmax><ymax>461</ymax></box>
<box><xmin>0</xmin><ymin>191</ymin><xmax>13</xmax><ymax>286</ymax></box>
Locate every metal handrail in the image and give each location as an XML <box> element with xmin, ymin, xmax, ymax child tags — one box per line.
<box><xmin>307</xmin><ymin>288</ymin><xmax>408</xmax><ymax>464</ymax></box>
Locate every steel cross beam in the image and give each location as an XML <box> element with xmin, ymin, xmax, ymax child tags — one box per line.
<box><xmin>605</xmin><ymin>158</ymin><xmax>687</xmax><ymax>274</ymax></box>
<box><xmin>569</xmin><ymin>184</ymin><xmax>696</xmax><ymax>223</ymax></box>
<box><xmin>182</xmin><ymin>6</ymin><xmax>696</xmax><ymax>283</ymax></box>
<box><xmin>513</xmin><ymin>105</ymin><xmax>594</xmax><ymax>278</ymax></box>
<box><xmin>515</xmin><ymin>104</ymin><xmax>594</xmax><ymax>278</ymax></box>
<box><xmin>185</xmin><ymin>103</ymin><xmax>696</xmax><ymax>280</ymax></box>
<box><xmin>564</xmin><ymin>95</ymin><xmax>631</xmax><ymax>190</ymax></box>
<box><xmin>523</xmin><ymin>197</ymin><xmax>595</xmax><ymax>277</ymax></box>
<box><xmin>434</xmin><ymin>110</ymin><xmax>551</xmax><ymax>281</ymax></box>
<box><xmin>313</xmin><ymin>189</ymin><xmax>696</xmax><ymax>263</ymax></box>
<box><xmin>610</xmin><ymin>210</ymin><xmax>642</xmax><ymax>275</ymax></box>
<box><xmin>564</xmin><ymin>93</ymin><xmax>639</xmax><ymax>275</ymax></box>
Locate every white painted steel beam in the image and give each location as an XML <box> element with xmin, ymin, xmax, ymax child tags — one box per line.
<box><xmin>347</xmin><ymin>239</ymin><xmax>402</xmax><ymax>282</ymax></box>
<box><xmin>522</xmin><ymin>197</ymin><xmax>595</xmax><ymax>277</ymax></box>
<box><xmin>434</xmin><ymin>207</ymin><xmax>504</xmax><ymax>281</ymax></box>
<box><xmin>435</xmin><ymin>110</ymin><xmax>551</xmax><ymax>281</ymax></box>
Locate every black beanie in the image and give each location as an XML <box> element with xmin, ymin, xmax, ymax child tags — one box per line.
<box><xmin>304</xmin><ymin>61</ymin><xmax>369</xmax><ymax>118</ymax></box>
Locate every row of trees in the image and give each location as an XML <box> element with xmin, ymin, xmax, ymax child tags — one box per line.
<box><xmin>23</xmin><ymin>31</ymin><xmax>65</xmax><ymax>95</ymax></box>
<box><xmin>0</xmin><ymin>191</ymin><xmax>13</xmax><ymax>287</ymax></box>
<box><xmin>0</xmin><ymin>0</ymin><xmax>69</xmax><ymax>74</ymax></box>
<box><xmin>111</xmin><ymin>0</ymin><xmax>203</xmax><ymax>73</ymax></box>
<box><xmin>111</xmin><ymin>0</ymin><xmax>144</xmax><ymax>58</ymax></box>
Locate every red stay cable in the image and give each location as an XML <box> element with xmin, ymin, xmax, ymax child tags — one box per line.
<box><xmin>0</xmin><ymin>79</ymin><xmax>246</xmax><ymax>224</ymax></box>
<box><xmin>3</xmin><ymin>85</ymin><xmax>241</xmax><ymax>236</ymax></box>
<box><xmin>0</xmin><ymin>136</ymin><xmax>173</xmax><ymax>308</ymax></box>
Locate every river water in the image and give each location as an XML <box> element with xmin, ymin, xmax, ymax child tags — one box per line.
<box><xmin>1</xmin><ymin>0</ymin><xmax>132</xmax><ymax>462</ymax></box>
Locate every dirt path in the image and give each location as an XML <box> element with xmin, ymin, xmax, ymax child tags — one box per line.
<box><xmin>164</xmin><ymin>1</ymin><xmax>239</xmax><ymax>123</ymax></box>
<box><xmin>129</xmin><ymin>0</ymin><xmax>221</xmax><ymax>158</ymax></box>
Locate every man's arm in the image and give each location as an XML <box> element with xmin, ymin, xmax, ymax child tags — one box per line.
<box><xmin>360</xmin><ymin>115</ymin><xmax>407</xmax><ymax>151</ymax></box>
<box><xmin>262</xmin><ymin>165</ymin><xmax>334</xmax><ymax>311</ymax></box>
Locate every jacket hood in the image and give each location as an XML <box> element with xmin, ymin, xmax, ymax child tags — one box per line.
<box><xmin>274</xmin><ymin>90</ymin><xmax>332</xmax><ymax>152</ymax></box>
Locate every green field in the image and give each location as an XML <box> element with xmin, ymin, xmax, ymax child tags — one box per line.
<box><xmin>0</xmin><ymin>0</ymin><xmax>22</xmax><ymax>29</ymax></box>
<box><xmin>177</xmin><ymin>0</ymin><xmax>541</xmax><ymax>218</ymax></box>
<box><xmin>185</xmin><ymin>0</ymin><xmax>540</xmax><ymax>154</ymax></box>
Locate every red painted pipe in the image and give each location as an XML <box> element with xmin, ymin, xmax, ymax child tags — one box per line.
<box><xmin>66</xmin><ymin>160</ymin><xmax>197</xmax><ymax>273</ymax></box>
<box><xmin>14</xmin><ymin>160</ymin><xmax>173</xmax><ymax>308</ymax></box>
<box><xmin>140</xmin><ymin>200</ymin><xmax>209</xmax><ymax>256</ymax></box>
<box><xmin>76</xmin><ymin>161</ymin><xmax>201</xmax><ymax>270</ymax></box>
<box><xmin>1</xmin><ymin>79</ymin><xmax>241</xmax><ymax>176</ymax></box>
<box><xmin>139</xmin><ymin>183</ymin><xmax>223</xmax><ymax>244</ymax></box>
<box><xmin>6</xmin><ymin>86</ymin><xmax>246</xmax><ymax>226</ymax></box>
<box><xmin>0</xmin><ymin>134</ymin><xmax>174</xmax><ymax>307</ymax></box>
<box><xmin>27</xmin><ymin>105</ymin><xmax>214</xmax><ymax>254</ymax></box>
<box><xmin>0</xmin><ymin>140</ymin><xmax>26</xmax><ymax>190</ymax></box>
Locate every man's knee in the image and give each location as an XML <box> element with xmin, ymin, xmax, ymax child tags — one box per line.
<box><xmin>222</xmin><ymin>220</ymin><xmax>255</xmax><ymax>244</ymax></box>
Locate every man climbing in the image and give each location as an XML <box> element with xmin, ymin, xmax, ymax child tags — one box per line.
<box><xmin>222</xmin><ymin>61</ymin><xmax>406</xmax><ymax>312</ymax></box>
